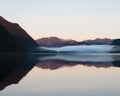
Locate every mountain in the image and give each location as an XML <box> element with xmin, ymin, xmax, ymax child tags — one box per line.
<box><xmin>0</xmin><ymin>16</ymin><xmax>39</xmax><ymax>51</ymax></box>
<box><xmin>111</xmin><ymin>39</ymin><xmax>120</xmax><ymax>46</ymax></box>
<box><xmin>36</xmin><ymin>37</ymin><xmax>112</xmax><ymax>47</ymax></box>
<box><xmin>36</xmin><ymin>37</ymin><xmax>78</xmax><ymax>47</ymax></box>
<box><xmin>84</xmin><ymin>38</ymin><xmax>112</xmax><ymax>45</ymax></box>
<box><xmin>0</xmin><ymin>24</ymin><xmax>26</xmax><ymax>53</ymax></box>
<box><xmin>36</xmin><ymin>37</ymin><xmax>87</xmax><ymax>47</ymax></box>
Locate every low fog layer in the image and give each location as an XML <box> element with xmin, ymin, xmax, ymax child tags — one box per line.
<box><xmin>39</xmin><ymin>45</ymin><xmax>120</xmax><ymax>53</ymax></box>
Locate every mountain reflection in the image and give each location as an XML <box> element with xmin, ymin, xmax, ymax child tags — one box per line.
<box><xmin>36</xmin><ymin>53</ymin><xmax>120</xmax><ymax>69</ymax></box>
<box><xmin>0</xmin><ymin>53</ymin><xmax>39</xmax><ymax>91</ymax></box>
<box><xmin>0</xmin><ymin>53</ymin><xmax>120</xmax><ymax>91</ymax></box>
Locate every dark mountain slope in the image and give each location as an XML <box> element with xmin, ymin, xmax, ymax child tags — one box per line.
<box><xmin>0</xmin><ymin>16</ymin><xmax>39</xmax><ymax>50</ymax></box>
<box><xmin>0</xmin><ymin>24</ymin><xmax>26</xmax><ymax>53</ymax></box>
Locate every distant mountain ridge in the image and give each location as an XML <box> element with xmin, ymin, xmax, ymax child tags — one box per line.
<box><xmin>85</xmin><ymin>38</ymin><xmax>112</xmax><ymax>45</ymax></box>
<box><xmin>36</xmin><ymin>37</ymin><xmax>112</xmax><ymax>47</ymax></box>
<box><xmin>36</xmin><ymin>37</ymin><xmax>79</xmax><ymax>47</ymax></box>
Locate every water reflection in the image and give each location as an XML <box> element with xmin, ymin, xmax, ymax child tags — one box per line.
<box><xmin>0</xmin><ymin>53</ymin><xmax>120</xmax><ymax>91</ymax></box>
<box><xmin>0</xmin><ymin>53</ymin><xmax>38</xmax><ymax>91</ymax></box>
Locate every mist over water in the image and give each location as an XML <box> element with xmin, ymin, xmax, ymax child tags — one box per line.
<box><xmin>39</xmin><ymin>45</ymin><xmax>120</xmax><ymax>53</ymax></box>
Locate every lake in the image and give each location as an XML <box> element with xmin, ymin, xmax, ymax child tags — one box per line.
<box><xmin>0</xmin><ymin>53</ymin><xmax>120</xmax><ymax>96</ymax></box>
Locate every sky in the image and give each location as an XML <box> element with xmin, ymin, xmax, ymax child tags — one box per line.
<box><xmin>0</xmin><ymin>0</ymin><xmax>120</xmax><ymax>41</ymax></box>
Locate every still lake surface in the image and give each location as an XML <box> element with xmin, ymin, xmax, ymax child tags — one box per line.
<box><xmin>0</xmin><ymin>53</ymin><xmax>120</xmax><ymax>96</ymax></box>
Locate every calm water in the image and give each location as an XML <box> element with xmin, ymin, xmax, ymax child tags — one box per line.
<box><xmin>0</xmin><ymin>53</ymin><xmax>120</xmax><ymax>96</ymax></box>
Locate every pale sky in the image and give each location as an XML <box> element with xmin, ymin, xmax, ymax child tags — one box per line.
<box><xmin>0</xmin><ymin>0</ymin><xmax>120</xmax><ymax>41</ymax></box>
